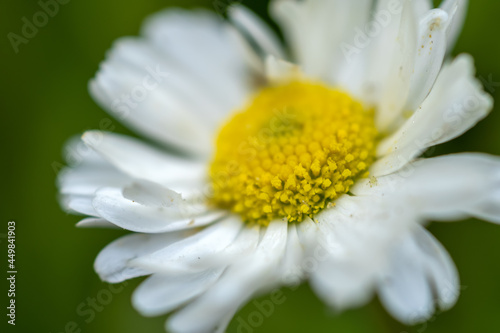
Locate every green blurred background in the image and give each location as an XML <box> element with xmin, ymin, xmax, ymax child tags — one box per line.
<box><xmin>1</xmin><ymin>0</ymin><xmax>500</xmax><ymax>332</ymax></box>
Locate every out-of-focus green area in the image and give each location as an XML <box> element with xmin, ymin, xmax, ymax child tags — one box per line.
<box><xmin>1</xmin><ymin>0</ymin><xmax>500</xmax><ymax>332</ymax></box>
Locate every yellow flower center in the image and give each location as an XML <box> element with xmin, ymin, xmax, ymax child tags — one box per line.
<box><xmin>209</xmin><ymin>81</ymin><xmax>378</xmax><ymax>226</ymax></box>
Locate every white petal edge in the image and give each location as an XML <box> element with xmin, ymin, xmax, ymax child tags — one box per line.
<box><xmin>94</xmin><ymin>231</ymin><xmax>188</xmax><ymax>283</ymax></box>
<box><xmin>372</xmin><ymin>54</ymin><xmax>493</xmax><ymax>176</ymax></box>
<box><xmin>308</xmin><ymin>195</ymin><xmax>419</xmax><ymax>310</ymax></box>
<box><xmin>76</xmin><ymin>217</ymin><xmax>118</xmax><ymax>229</ymax></box>
<box><xmin>376</xmin><ymin>0</ymin><xmax>418</xmax><ymax>130</ymax></box>
<box><xmin>354</xmin><ymin>153</ymin><xmax>500</xmax><ymax>223</ymax></box>
<box><xmin>92</xmin><ymin>187</ymin><xmax>225</xmax><ymax>233</ymax></box>
<box><xmin>271</xmin><ymin>0</ymin><xmax>373</xmax><ymax>80</ymax></box>
<box><xmin>129</xmin><ymin>218</ymin><xmax>243</xmax><ymax>274</ymax></box>
<box><xmin>441</xmin><ymin>0</ymin><xmax>468</xmax><ymax>52</ymax></box>
<box><xmin>82</xmin><ymin>131</ymin><xmax>207</xmax><ymax>189</ymax></box>
<box><xmin>404</xmin><ymin>9</ymin><xmax>450</xmax><ymax>111</ymax></box>
<box><xmin>265</xmin><ymin>55</ymin><xmax>301</xmax><ymax>83</ymax></box>
<box><xmin>132</xmin><ymin>269</ymin><xmax>225</xmax><ymax>317</ymax></box>
<box><xmin>377</xmin><ymin>226</ymin><xmax>459</xmax><ymax>324</ymax></box>
<box><xmin>229</xmin><ymin>4</ymin><xmax>286</xmax><ymax>63</ymax></box>
<box><xmin>167</xmin><ymin>220</ymin><xmax>288</xmax><ymax>333</ymax></box>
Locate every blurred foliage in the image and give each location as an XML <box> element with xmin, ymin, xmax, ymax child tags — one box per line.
<box><xmin>1</xmin><ymin>0</ymin><xmax>500</xmax><ymax>332</ymax></box>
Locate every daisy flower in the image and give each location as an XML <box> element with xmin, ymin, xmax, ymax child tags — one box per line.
<box><xmin>59</xmin><ymin>0</ymin><xmax>500</xmax><ymax>332</ymax></box>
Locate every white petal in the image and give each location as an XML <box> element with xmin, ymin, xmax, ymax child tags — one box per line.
<box><xmin>229</xmin><ymin>4</ymin><xmax>286</xmax><ymax>66</ymax></box>
<box><xmin>76</xmin><ymin>217</ymin><xmax>118</xmax><ymax>228</ymax></box>
<box><xmin>376</xmin><ymin>0</ymin><xmax>418</xmax><ymax>130</ymax></box>
<box><xmin>92</xmin><ymin>187</ymin><xmax>225</xmax><ymax>233</ymax></box>
<box><xmin>412</xmin><ymin>227</ymin><xmax>460</xmax><ymax>310</ymax></box>
<box><xmin>331</xmin><ymin>1</ymin><xmax>372</xmax><ymax>96</ymax></box>
<box><xmin>94</xmin><ymin>231</ymin><xmax>187</xmax><ymax>283</ymax></box>
<box><xmin>62</xmin><ymin>195</ymin><xmax>98</xmax><ymax>216</ymax></box>
<box><xmin>355</xmin><ymin>153</ymin><xmax>500</xmax><ymax>223</ymax></box>
<box><xmin>404</xmin><ymin>9</ymin><xmax>450</xmax><ymax>111</ymax></box>
<box><xmin>91</xmin><ymin>37</ymin><xmax>232</xmax><ymax>125</ymax></box>
<box><xmin>361</xmin><ymin>0</ymin><xmax>412</xmax><ymax>107</ymax></box>
<box><xmin>464</xmin><ymin>189</ymin><xmax>500</xmax><ymax>224</ymax></box>
<box><xmin>309</xmin><ymin>195</ymin><xmax>418</xmax><ymax>310</ymax></box>
<box><xmin>226</xmin><ymin>25</ymin><xmax>265</xmax><ymax>75</ymax></box>
<box><xmin>279</xmin><ymin>224</ymin><xmax>306</xmax><ymax>285</ymax></box>
<box><xmin>167</xmin><ymin>220</ymin><xmax>288</xmax><ymax>333</ymax></box>
<box><xmin>142</xmin><ymin>9</ymin><xmax>250</xmax><ymax>114</ymax></box>
<box><xmin>378</xmin><ymin>234</ymin><xmax>435</xmax><ymax>324</ymax></box>
<box><xmin>132</xmin><ymin>269</ymin><xmax>224</xmax><ymax>317</ymax></box>
<box><xmin>265</xmin><ymin>55</ymin><xmax>301</xmax><ymax>83</ymax></box>
<box><xmin>90</xmin><ymin>56</ymin><xmax>212</xmax><ymax>156</ymax></box>
<box><xmin>295</xmin><ymin>216</ymin><xmax>319</xmax><ymax>248</ymax></box>
<box><xmin>407</xmin><ymin>154</ymin><xmax>500</xmax><ymax>222</ymax></box>
<box><xmin>412</xmin><ymin>0</ymin><xmax>433</xmax><ymax>18</ymax></box>
<box><xmin>59</xmin><ymin>163</ymin><xmax>129</xmax><ymax>196</ymax></box>
<box><xmin>58</xmin><ymin>137</ymin><xmax>136</xmax><ymax>219</ymax></box>
<box><xmin>82</xmin><ymin>131</ymin><xmax>206</xmax><ymax>189</ymax></box>
<box><xmin>130</xmin><ymin>218</ymin><xmax>243</xmax><ymax>273</ymax></box>
<box><xmin>90</xmin><ymin>9</ymin><xmax>252</xmax><ymax>156</ymax></box>
<box><xmin>271</xmin><ymin>0</ymin><xmax>372</xmax><ymax>80</ymax></box>
<box><xmin>441</xmin><ymin>0</ymin><xmax>468</xmax><ymax>52</ymax></box>
<box><xmin>372</xmin><ymin>54</ymin><xmax>493</xmax><ymax>176</ymax></box>
<box><xmin>322</xmin><ymin>0</ymin><xmax>373</xmax><ymax>83</ymax></box>
<box><xmin>62</xmin><ymin>135</ymin><xmax>103</xmax><ymax>166</ymax></box>
<box><xmin>59</xmin><ymin>136</ymin><xmax>209</xmax><ymax>226</ymax></box>
<box><xmin>378</xmin><ymin>226</ymin><xmax>459</xmax><ymax>324</ymax></box>
<box><xmin>58</xmin><ymin>137</ymin><xmax>134</xmax><ymax>208</ymax></box>
<box><xmin>192</xmin><ymin>223</ymin><xmax>261</xmax><ymax>270</ymax></box>
<box><xmin>310</xmin><ymin>208</ymin><xmax>374</xmax><ymax>308</ymax></box>
<box><xmin>270</xmin><ymin>0</ymin><xmax>312</xmax><ymax>75</ymax></box>
<box><xmin>122</xmin><ymin>180</ymin><xmax>183</xmax><ymax>207</ymax></box>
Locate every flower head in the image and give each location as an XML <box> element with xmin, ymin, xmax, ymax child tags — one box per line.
<box><xmin>59</xmin><ymin>0</ymin><xmax>500</xmax><ymax>332</ymax></box>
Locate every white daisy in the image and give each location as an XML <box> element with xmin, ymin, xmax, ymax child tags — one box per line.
<box><xmin>59</xmin><ymin>0</ymin><xmax>500</xmax><ymax>332</ymax></box>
